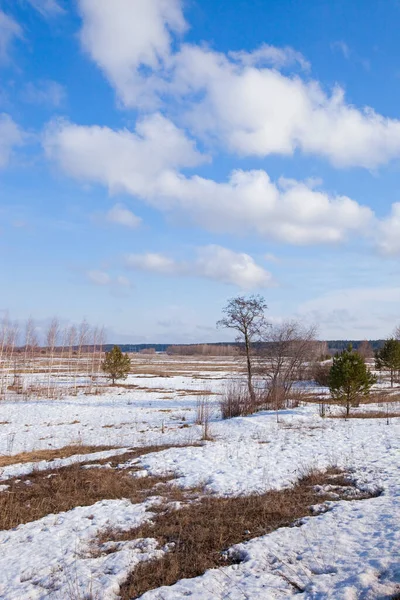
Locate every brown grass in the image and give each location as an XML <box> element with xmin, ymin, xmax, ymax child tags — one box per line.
<box><xmin>330</xmin><ymin>411</ymin><xmax>400</xmax><ymax>419</ymax></box>
<box><xmin>0</xmin><ymin>464</ymin><xmax>175</xmax><ymax>531</ymax></box>
<box><xmin>0</xmin><ymin>444</ymin><xmax>201</xmax><ymax>531</ymax></box>
<box><xmin>97</xmin><ymin>469</ymin><xmax>379</xmax><ymax>599</ymax></box>
<box><xmin>0</xmin><ymin>444</ymin><xmax>118</xmax><ymax>468</ymax></box>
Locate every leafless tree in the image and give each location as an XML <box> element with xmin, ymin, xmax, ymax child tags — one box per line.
<box><xmin>23</xmin><ymin>317</ymin><xmax>39</xmax><ymax>396</ymax></box>
<box><xmin>357</xmin><ymin>340</ymin><xmax>374</xmax><ymax>361</ymax></box>
<box><xmin>217</xmin><ymin>295</ymin><xmax>268</xmax><ymax>409</ymax></box>
<box><xmin>46</xmin><ymin>317</ymin><xmax>60</xmax><ymax>398</ymax></box>
<box><xmin>260</xmin><ymin>321</ymin><xmax>318</xmax><ymax>411</ymax></box>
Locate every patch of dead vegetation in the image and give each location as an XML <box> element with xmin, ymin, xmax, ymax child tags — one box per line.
<box><xmin>0</xmin><ymin>444</ymin><xmax>201</xmax><ymax>530</ymax></box>
<box><xmin>0</xmin><ymin>465</ymin><xmax>175</xmax><ymax>531</ymax></box>
<box><xmin>329</xmin><ymin>411</ymin><xmax>400</xmax><ymax>420</ymax></box>
<box><xmin>96</xmin><ymin>469</ymin><xmax>380</xmax><ymax>599</ymax></box>
<box><xmin>0</xmin><ymin>445</ymin><xmax>118</xmax><ymax>468</ymax></box>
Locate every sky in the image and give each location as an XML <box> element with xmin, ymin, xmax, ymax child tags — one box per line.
<box><xmin>1</xmin><ymin>0</ymin><xmax>400</xmax><ymax>343</ymax></box>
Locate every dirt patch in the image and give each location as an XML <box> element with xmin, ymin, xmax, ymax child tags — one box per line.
<box><xmin>97</xmin><ymin>469</ymin><xmax>380</xmax><ymax>599</ymax></box>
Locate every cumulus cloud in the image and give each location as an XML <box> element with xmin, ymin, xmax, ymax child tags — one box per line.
<box><xmin>44</xmin><ymin>113</ymin><xmax>205</xmax><ymax>193</ymax></box>
<box><xmin>44</xmin><ymin>115</ymin><xmax>374</xmax><ymax>245</ymax></box>
<box><xmin>377</xmin><ymin>203</ymin><xmax>400</xmax><ymax>255</ymax></box>
<box><xmin>78</xmin><ymin>0</ymin><xmax>185</xmax><ymax>107</ymax></box>
<box><xmin>0</xmin><ymin>10</ymin><xmax>22</xmax><ymax>63</ymax></box>
<box><xmin>126</xmin><ymin>252</ymin><xmax>177</xmax><ymax>275</ymax></box>
<box><xmin>173</xmin><ymin>45</ymin><xmax>400</xmax><ymax>168</ymax></box>
<box><xmin>229</xmin><ymin>44</ymin><xmax>310</xmax><ymax>71</ymax></box>
<box><xmin>26</xmin><ymin>0</ymin><xmax>65</xmax><ymax>18</ymax></box>
<box><xmin>76</xmin><ymin>0</ymin><xmax>400</xmax><ymax>169</ymax></box>
<box><xmin>0</xmin><ymin>114</ymin><xmax>24</xmax><ymax>168</ymax></box>
<box><xmin>126</xmin><ymin>245</ymin><xmax>272</xmax><ymax>289</ymax></box>
<box><xmin>105</xmin><ymin>203</ymin><xmax>142</xmax><ymax>229</ymax></box>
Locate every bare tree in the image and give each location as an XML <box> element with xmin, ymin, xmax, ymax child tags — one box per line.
<box><xmin>358</xmin><ymin>340</ymin><xmax>374</xmax><ymax>361</ymax></box>
<box><xmin>46</xmin><ymin>317</ymin><xmax>60</xmax><ymax>398</ymax></box>
<box><xmin>217</xmin><ymin>295</ymin><xmax>268</xmax><ymax>408</ymax></box>
<box><xmin>260</xmin><ymin>321</ymin><xmax>318</xmax><ymax>411</ymax></box>
<box><xmin>24</xmin><ymin>317</ymin><xmax>39</xmax><ymax>396</ymax></box>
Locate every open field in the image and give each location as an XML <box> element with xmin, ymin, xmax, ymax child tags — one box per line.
<box><xmin>0</xmin><ymin>354</ymin><xmax>399</xmax><ymax>599</ymax></box>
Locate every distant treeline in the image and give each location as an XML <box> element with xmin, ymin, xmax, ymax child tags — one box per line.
<box><xmin>102</xmin><ymin>340</ymin><xmax>385</xmax><ymax>355</ymax></box>
<box><xmin>327</xmin><ymin>340</ymin><xmax>384</xmax><ymax>353</ymax></box>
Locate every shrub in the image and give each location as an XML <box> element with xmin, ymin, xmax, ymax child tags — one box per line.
<box><xmin>313</xmin><ymin>361</ymin><xmax>332</xmax><ymax>387</ymax></box>
<box><xmin>220</xmin><ymin>381</ymin><xmax>252</xmax><ymax>419</ymax></box>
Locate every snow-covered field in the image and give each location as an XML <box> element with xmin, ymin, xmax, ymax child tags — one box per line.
<box><xmin>0</xmin><ymin>355</ymin><xmax>399</xmax><ymax>599</ymax></box>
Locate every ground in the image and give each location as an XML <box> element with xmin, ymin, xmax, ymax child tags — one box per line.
<box><xmin>0</xmin><ymin>355</ymin><xmax>399</xmax><ymax>599</ymax></box>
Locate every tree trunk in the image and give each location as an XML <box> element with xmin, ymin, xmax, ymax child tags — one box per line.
<box><xmin>244</xmin><ymin>332</ymin><xmax>255</xmax><ymax>408</ymax></box>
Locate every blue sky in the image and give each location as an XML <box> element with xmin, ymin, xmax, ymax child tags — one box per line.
<box><xmin>1</xmin><ymin>0</ymin><xmax>400</xmax><ymax>343</ymax></box>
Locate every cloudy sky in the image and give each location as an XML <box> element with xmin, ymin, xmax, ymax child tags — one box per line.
<box><xmin>1</xmin><ymin>0</ymin><xmax>400</xmax><ymax>343</ymax></box>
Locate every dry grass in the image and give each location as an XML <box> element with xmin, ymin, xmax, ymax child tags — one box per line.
<box><xmin>96</xmin><ymin>469</ymin><xmax>379</xmax><ymax>599</ymax></box>
<box><xmin>0</xmin><ymin>463</ymin><xmax>175</xmax><ymax>531</ymax></box>
<box><xmin>0</xmin><ymin>444</ymin><xmax>197</xmax><ymax>528</ymax></box>
<box><xmin>0</xmin><ymin>444</ymin><xmax>118</xmax><ymax>468</ymax></box>
<box><xmin>0</xmin><ymin>443</ymin><xmax>204</xmax><ymax>531</ymax></box>
<box><xmin>329</xmin><ymin>411</ymin><xmax>400</xmax><ymax>420</ymax></box>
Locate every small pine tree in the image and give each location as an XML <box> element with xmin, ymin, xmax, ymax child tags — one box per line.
<box><xmin>329</xmin><ymin>345</ymin><xmax>376</xmax><ymax>417</ymax></box>
<box><xmin>102</xmin><ymin>346</ymin><xmax>131</xmax><ymax>385</ymax></box>
<box><xmin>375</xmin><ymin>338</ymin><xmax>400</xmax><ymax>387</ymax></box>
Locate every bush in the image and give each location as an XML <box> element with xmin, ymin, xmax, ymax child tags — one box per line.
<box><xmin>313</xmin><ymin>362</ymin><xmax>332</xmax><ymax>387</ymax></box>
<box><xmin>220</xmin><ymin>381</ymin><xmax>252</xmax><ymax>419</ymax></box>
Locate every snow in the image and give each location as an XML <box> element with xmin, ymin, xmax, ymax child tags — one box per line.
<box><xmin>134</xmin><ymin>409</ymin><xmax>395</xmax><ymax>496</ymax></box>
<box><xmin>0</xmin><ymin>447</ymin><xmax>131</xmax><ymax>481</ymax></box>
<box><xmin>0</xmin><ymin>498</ymin><xmax>163</xmax><ymax>600</ymax></box>
<box><xmin>0</xmin><ymin>360</ymin><xmax>399</xmax><ymax>599</ymax></box>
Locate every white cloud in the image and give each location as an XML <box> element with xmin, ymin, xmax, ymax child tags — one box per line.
<box><xmin>105</xmin><ymin>203</ymin><xmax>142</xmax><ymax>229</ymax></box>
<box><xmin>87</xmin><ymin>270</ymin><xmax>111</xmax><ymax>285</ymax></box>
<box><xmin>44</xmin><ymin>113</ymin><xmax>205</xmax><ymax>193</ymax></box>
<box><xmin>299</xmin><ymin>286</ymin><xmax>400</xmax><ymax>337</ymax></box>
<box><xmin>78</xmin><ymin>0</ymin><xmax>185</xmax><ymax>107</ymax></box>
<box><xmin>23</xmin><ymin>81</ymin><xmax>66</xmax><ymax>107</ymax></box>
<box><xmin>44</xmin><ymin>115</ymin><xmax>374</xmax><ymax>245</ymax></box>
<box><xmin>0</xmin><ymin>114</ymin><xmax>24</xmax><ymax>168</ymax></box>
<box><xmin>126</xmin><ymin>245</ymin><xmax>273</xmax><ymax>289</ymax></box>
<box><xmin>86</xmin><ymin>270</ymin><xmax>131</xmax><ymax>288</ymax></box>
<box><xmin>76</xmin><ymin>0</ymin><xmax>400</xmax><ymax>169</ymax></box>
<box><xmin>377</xmin><ymin>203</ymin><xmax>400</xmax><ymax>255</ymax></box>
<box><xmin>173</xmin><ymin>45</ymin><xmax>400</xmax><ymax>169</ymax></box>
<box><xmin>0</xmin><ymin>10</ymin><xmax>22</xmax><ymax>63</ymax></box>
<box><xmin>331</xmin><ymin>41</ymin><xmax>350</xmax><ymax>59</ymax></box>
<box><xmin>26</xmin><ymin>0</ymin><xmax>65</xmax><ymax>18</ymax></box>
<box><xmin>126</xmin><ymin>253</ymin><xmax>178</xmax><ymax>275</ymax></box>
<box><xmin>195</xmin><ymin>245</ymin><xmax>273</xmax><ymax>289</ymax></box>
<box><xmin>229</xmin><ymin>44</ymin><xmax>310</xmax><ymax>71</ymax></box>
